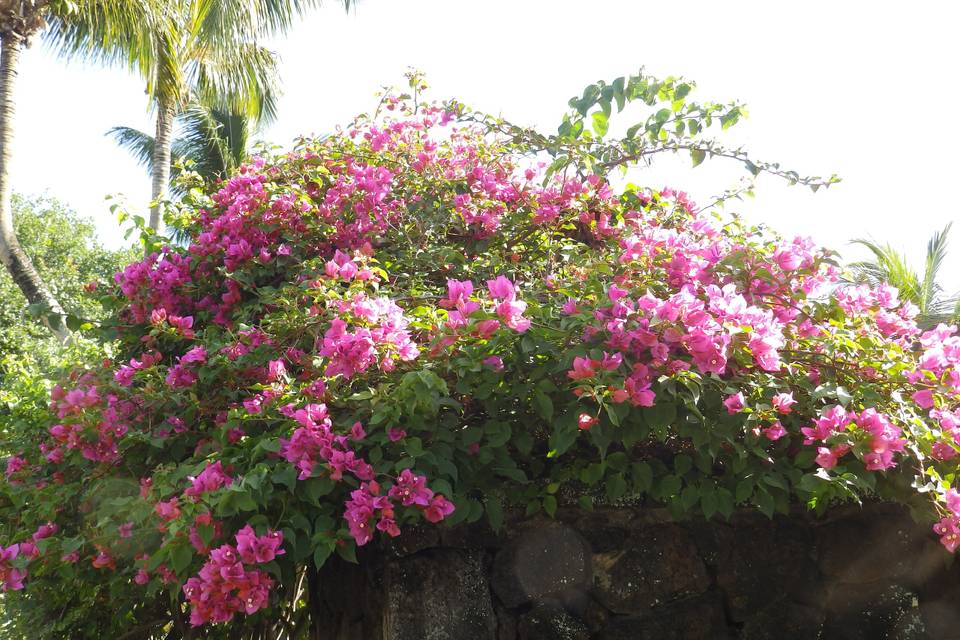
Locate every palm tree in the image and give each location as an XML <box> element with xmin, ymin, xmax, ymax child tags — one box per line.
<box><xmin>848</xmin><ymin>223</ymin><xmax>960</xmax><ymax>327</ymax></box>
<box><xmin>0</xmin><ymin>1</ymin><xmax>171</xmax><ymax>339</ymax></box>
<box><xmin>139</xmin><ymin>1</ymin><xmax>354</xmax><ymax>235</ymax></box>
<box><xmin>108</xmin><ymin>100</ymin><xmax>255</xmax><ymax>194</ymax></box>
<box><xmin>109</xmin><ymin>101</ymin><xmax>255</xmax><ymax>245</ymax></box>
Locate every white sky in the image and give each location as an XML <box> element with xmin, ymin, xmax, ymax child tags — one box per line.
<box><xmin>8</xmin><ymin>0</ymin><xmax>960</xmax><ymax>291</ymax></box>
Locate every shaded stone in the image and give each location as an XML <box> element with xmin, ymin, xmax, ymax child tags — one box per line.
<box><xmin>495</xmin><ymin>604</ymin><xmax>518</xmax><ymax>640</ymax></box>
<box><xmin>818</xmin><ymin>504</ymin><xmax>941</xmax><ymax>587</ymax></box>
<box><xmin>386</xmin><ymin>523</ymin><xmax>441</xmax><ymax>557</ymax></box>
<box><xmin>714</xmin><ymin>515</ymin><xmax>820</xmax><ymax>620</ymax></box>
<box><xmin>597</xmin><ymin>592</ymin><xmax>729</xmax><ymax>640</ymax></box>
<box><xmin>591</xmin><ymin>523</ymin><xmax>708</xmax><ymax>614</ymax></box>
<box><xmin>383</xmin><ymin>549</ymin><xmax>497</xmax><ymax>640</ymax></box>
<box><xmin>919</xmin><ymin>582</ymin><xmax>960</xmax><ymax>640</ymax></box>
<box><xmin>516</xmin><ymin>603</ymin><xmax>590</xmax><ymax>640</ymax></box>
<box><xmin>317</xmin><ymin>555</ymin><xmax>384</xmax><ymax>640</ymax></box>
<box><xmin>582</xmin><ymin>595</ymin><xmax>611</xmax><ymax>632</ymax></box>
<box><xmin>822</xmin><ymin>580</ymin><xmax>918</xmax><ymax>640</ymax></box>
<box><xmin>889</xmin><ymin>608</ymin><xmax>931</xmax><ymax>640</ymax></box>
<box><xmin>739</xmin><ymin>600</ymin><xmax>824</xmax><ymax>640</ymax></box>
<box><xmin>491</xmin><ymin>523</ymin><xmax>592</xmax><ymax>608</ymax></box>
<box><xmin>573</xmin><ymin>510</ymin><xmax>635</xmax><ymax>553</ymax></box>
<box><xmin>440</xmin><ymin>518</ymin><xmax>504</xmax><ymax>550</ymax></box>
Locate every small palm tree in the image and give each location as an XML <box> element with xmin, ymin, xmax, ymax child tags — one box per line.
<box><xmin>108</xmin><ymin>101</ymin><xmax>254</xmax><ymax>194</ymax></box>
<box><xmin>848</xmin><ymin>223</ymin><xmax>960</xmax><ymax>327</ymax></box>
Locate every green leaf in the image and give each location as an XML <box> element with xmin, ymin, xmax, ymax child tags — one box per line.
<box><xmin>302</xmin><ymin>477</ymin><xmax>335</xmax><ymax>504</ymax></box>
<box><xmin>486</xmin><ymin>496</ymin><xmax>504</xmax><ymax>532</ymax></box>
<box><xmin>272</xmin><ymin>465</ymin><xmax>297</xmax><ymax>490</ymax></box>
<box><xmin>715</xmin><ymin>488</ymin><xmax>735</xmax><ymax>519</ymax></box>
<box><xmin>642</xmin><ymin>402</ymin><xmax>677</xmax><ymax>432</ymax></box>
<box><xmin>170</xmin><ymin>544</ymin><xmax>192</xmax><ymax>574</ymax></box>
<box><xmin>543</xmin><ymin>495</ymin><xmax>558</xmax><ymax>517</ymax></box>
<box><xmin>612</xmin><ymin>76</ymin><xmax>626</xmax><ymax>112</ymax></box>
<box><xmin>835</xmin><ymin>386</ymin><xmax>853</xmax><ymax>407</ymax></box>
<box><xmin>493</xmin><ymin>466</ymin><xmax>528</xmax><ymax>483</ymax></box>
<box><xmin>198</xmin><ymin>524</ymin><xmax>215</xmax><ymax>547</ymax></box>
<box><xmin>236</xmin><ymin>491</ymin><xmax>258</xmax><ymax>512</ymax></box>
<box><xmin>548</xmin><ymin>412</ymin><xmax>579</xmax><ymax>457</ymax></box>
<box><xmin>659</xmin><ymin>474</ymin><xmax>682</xmax><ymax>498</ymax></box>
<box><xmin>336</xmin><ymin>540</ymin><xmax>358</xmax><ymax>564</ymax></box>
<box><xmin>592</xmin><ymin>112</ymin><xmax>609</xmax><ymax>137</ymax></box>
<box><xmin>580</xmin><ymin>462</ymin><xmax>605</xmax><ymax>485</ymax></box>
<box><xmin>486</xmin><ymin>421</ymin><xmax>512</xmax><ymax>447</ymax></box>
<box><xmin>632</xmin><ymin>462</ymin><xmax>653</xmax><ymax>492</ymax></box>
<box><xmin>406</xmin><ymin>437</ymin><xmax>425</xmax><ymax>457</ymax></box>
<box><xmin>606</xmin><ymin>473</ymin><xmax>627</xmax><ymax>502</ymax></box>
<box><xmin>701</xmin><ymin>488</ymin><xmax>718</xmax><ymax>519</ymax></box>
<box><xmin>681</xmin><ymin>485</ymin><xmax>699</xmax><ymax>510</ymax></box>
<box><xmin>735</xmin><ymin>478</ymin><xmax>754</xmax><ymax>503</ymax></box>
<box><xmin>606</xmin><ymin>452</ymin><xmax>629</xmax><ymax>472</ymax></box>
<box><xmin>533</xmin><ymin>391</ymin><xmax>554</xmax><ymax>421</ymax></box>
<box><xmin>259</xmin><ymin>438</ymin><xmax>281</xmax><ymax>453</ymax></box>
<box><xmin>756</xmin><ymin>489</ymin><xmax>775</xmax><ymax>518</ymax></box>
<box><xmin>313</xmin><ymin>543</ymin><xmax>333</xmax><ymax>569</ymax></box>
<box><xmin>691</xmin><ymin>148</ymin><xmax>706</xmax><ymax>167</ymax></box>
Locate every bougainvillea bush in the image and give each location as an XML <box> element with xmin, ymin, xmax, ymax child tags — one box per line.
<box><xmin>2</xmin><ymin>71</ymin><xmax>960</xmax><ymax>638</ymax></box>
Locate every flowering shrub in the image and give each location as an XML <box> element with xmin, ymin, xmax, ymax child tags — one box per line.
<box><xmin>2</xmin><ymin>71</ymin><xmax>958</xmax><ymax>637</ymax></box>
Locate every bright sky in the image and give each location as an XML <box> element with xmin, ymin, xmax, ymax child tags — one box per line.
<box><xmin>9</xmin><ymin>0</ymin><xmax>960</xmax><ymax>291</ymax></box>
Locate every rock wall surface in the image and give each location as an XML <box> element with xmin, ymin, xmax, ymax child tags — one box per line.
<box><xmin>317</xmin><ymin>503</ymin><xmax>960</xmax><ymax>639</ymax></box>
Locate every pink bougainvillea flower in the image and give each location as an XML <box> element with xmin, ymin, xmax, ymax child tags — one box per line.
<box><xmin>235</xmin><ymin>526</ymin><xmax>285</xmax><ymax>564</ymax></box>
<box><xmin>577</xmin><ymin>413</ymin><xmax>598</xmax><ymax>431</ymax></box>
<box><xmin>771</xmin><ymin>392</ymin><xmax>796</xmax><ymax>414</ymax></box>
<box><xmin>389</xmin><ymin>469</ymin><xmax>434</xmax><ymax>507</ymax></box>
<box><xmin>763</xmin><ymin>422</ymin><xmax>788</xmax><ymax>441</ymax></box>
<box><xmin>483</xmin><ymin>356</ymin><xmax>504</xmax><ymax>371</ymax></box>
<box><xmin>723</xmin><ymin>392</ymin><xmax>745</xmax><ymax>414</ymax></box>
<box><xmin>423</xmin><ymin>495</ymin><xmax>455</xmax><ymax>523</ymax></box>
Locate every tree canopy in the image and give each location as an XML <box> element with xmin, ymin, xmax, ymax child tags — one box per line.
<box><xmin>0</xmin><ymin>194</ymin><xmax>135</xmax><ymax>363</ymax></box>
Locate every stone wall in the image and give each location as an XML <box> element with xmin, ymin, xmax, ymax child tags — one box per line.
<box><xmin>317</xmin><ymin>503</ymin><xmax>960</xmax><ymax>639</ymax></box>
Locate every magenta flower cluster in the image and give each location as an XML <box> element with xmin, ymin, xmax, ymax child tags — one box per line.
<box><xmin>182</xmin><ymin>527</ymin><xmax>283</xmax><ymax>626</ymax></box>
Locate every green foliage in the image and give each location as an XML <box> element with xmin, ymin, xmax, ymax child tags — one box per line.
<box><xmin>0</xmin><ymin>195</ymin><xmax>135</xmax><ymax>365</ymax></box>
<box><xmin>4</xmin><ymin>72</ymin><xmax>953</xmax><ymax>640</ymax></box>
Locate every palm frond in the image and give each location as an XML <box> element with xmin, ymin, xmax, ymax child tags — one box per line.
<box><xmin>106</xmin><ymin>126</ymin><xmax>156</xmax><ymax>171</ymax></box>
<box><xmin>175</xmin><ymin>101</ymin><xmax>252</xmax><ymax>179</ymax></box>
<box><xmin>192</xmin><ymin>0</ymin><xmax>352</xmax><ymax>42</ymax></box>
<box><xmin>111</xmin><ymin>101</ymin><xmax>253</xmax><ymax>192</ymax></box>
<box><xmin>187</xmin><ymin>41</ymin><xmax>280</xmax><ymax>126</ymax></box>
<box><xmin>848</xmin><ymin>237</ymin><xmax>922</xmax><ymax>306</ymax></box>
<box><xmin>921</xmin><ymin>222</ymin><xmax>952</xmax><ymax>317</ymax></box>
<box><xmin>45</xmin><ymin>0</ymin><xmax>183</xmax><ymax>103</ymax></box>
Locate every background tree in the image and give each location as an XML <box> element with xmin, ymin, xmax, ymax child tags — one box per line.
<box><xmin>0</xmin><ymin>194</ymin><xmax>136</xmax><ymax>363</ymax></box>
<box><xmin>0</xmin><ymin>0</ymin><xmax>168</xmax><ymax>337</ymax></box>
<box><xmin>848</xmin><ymin>223</ymin><xmax>960</xmax><ymax>327</ymax></box>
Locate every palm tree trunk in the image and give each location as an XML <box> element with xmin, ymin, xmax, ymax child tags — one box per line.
<box><xmin>0</xmin><ymin>33</ymin><xmax>68</xmax><ymax>342</ymax></box>
<box><xmin>148</xmin><ymin>101</ymin><xmax>174</xmax><ymax>234</ymax></box>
